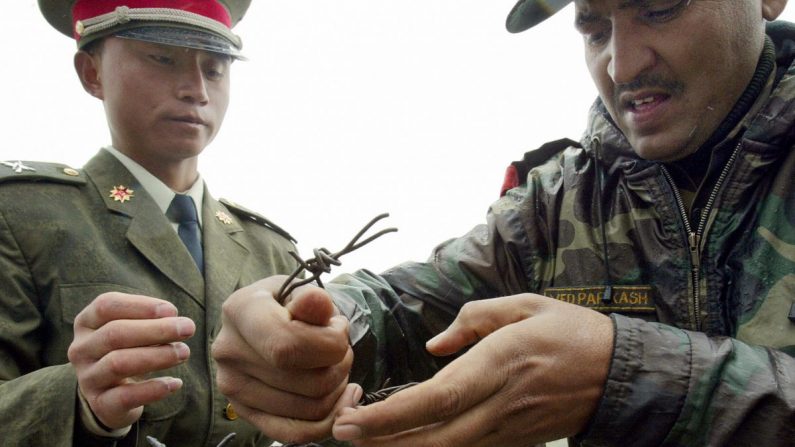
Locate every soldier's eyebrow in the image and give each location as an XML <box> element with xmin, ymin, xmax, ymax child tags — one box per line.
<box><xmin>575</xmin><ymin>0</ymin><xmax>653</xmax><ymax>28</ymax></box>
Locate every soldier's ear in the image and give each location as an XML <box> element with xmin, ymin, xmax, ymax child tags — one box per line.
<box><xmin>762</xmin><ymin>0</ymin><xmax>787</xmax><ymax>20</ymax></box>
<box><xmin>74</xmin><ymin>50</ymin><xmax>104</xmax><ymax>100</ymax></box>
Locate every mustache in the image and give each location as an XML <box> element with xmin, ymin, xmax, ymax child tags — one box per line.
<box><xmin>614</xmin><ymin>74</ymin><xmax>684</xmax><ymax>101</ymax></box>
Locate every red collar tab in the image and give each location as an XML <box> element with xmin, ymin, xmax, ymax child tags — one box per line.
<box><xmin>72</xmin><ymin>0</ymin><xmax>232</xmax><ymax>39</ymax></box>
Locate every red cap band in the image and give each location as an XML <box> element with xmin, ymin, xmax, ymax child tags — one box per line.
<box><xmin>72</xmin><ymin>0</ymin><xmax>232</xmax><ymax>39</ymax></box>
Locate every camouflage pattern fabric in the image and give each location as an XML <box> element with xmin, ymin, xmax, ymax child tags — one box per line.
<box><xmin>330</xmin><ymin>22</ymin><xmax>795</xmax><ymax>446</ymax></box>
<box><xmin>0</xmin><ymin>150</ymin><xmax>299</xmax><ymax>446</ymax></box>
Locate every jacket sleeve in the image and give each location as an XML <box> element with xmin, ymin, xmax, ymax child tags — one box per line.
<box><xmin>328</xmin><ymin>194</ymin><xmax>535</xmax><ymax>390</ymax></box>
<box><xmin>581</xmin><ymin>315</ymin><xmax>795</xmax><ymax>446</ymax></box>
<box><xmin>0</xmin><ymin>209</ymin><xmax>78</xmax><ymax>445</ymax></box>
<box><xmin>328</xmin><ymin>193</ymin><xmax>795</xmax><ymax>445</ymax></box>
<box><xmin>0</xmin><ymin>209</ymin><xmax>124</xmax><ymax>447</ymax></box>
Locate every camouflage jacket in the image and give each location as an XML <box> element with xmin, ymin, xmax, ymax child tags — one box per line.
<box><xmin>330</xmin><ymin>22</ymin><xmax>795</xmax><ymax>446</ymax></box>
<box><xmin>0</xmin><ymin>150</ymin><xmax>299</xmax><ymax>447</ymax></box>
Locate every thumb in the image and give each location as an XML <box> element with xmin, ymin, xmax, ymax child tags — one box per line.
<box><xmin>285</xmin><ymin>285</ymin><xmax>336</xmax><ymax>326</ymax></box>
<box><xmin>425</xmin><ymin>318</ymin><xmax>479</xmax><ymax>356</ymax></box>
<box><xmin>426</xmin><ymin>294</ymin><xmax>541</xmax><ymax>356</ymax></box>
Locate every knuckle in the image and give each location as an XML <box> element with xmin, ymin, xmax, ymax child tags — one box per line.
<box><xmin>303</xmin><ymin>402</ymin><xmax>333</xmax><ymax>421</ymax></box>
<box><xmin>102</xmin><ymin>323</ymin><xmax>126</xmax><ymax>350</ymax></box>
<box><xmin>215</xmin><ymin>371</ymin><xmax>243</xmax><ymax>398</ymax></box>
<box><xmin>210</xmin><ymin>338</ymin><xmax>230</xmax><ymax>362</ymax></box>
<box><xmin>305</xmin><ymin>371</ymin><xmax>342</xmax><ymax>398</ymax></box>
<box><xmin>435</xmin><ymin>383</ymin><xmax>466</xmax><ymax>419</ymax></box>
<box><xmin>266</xmin><ymin>336</ymin><xmax>299</xmax><ymax>369</ymax></box>
<box><xmin>92</xmin><ymin>293</ymin><xmax>116</xmax><ymax>317</ymax></box>
<box><xmin>458</xmin><ymin>301</ymin><xmax>481</xmax><ymax>322</ymax></box>
<box><xmin>67</xmin><ymin>341</ymin><xmax>84</xmax><ymax>364</ymax></box>
<box><xmin>220</xmin><ymin>295</ymin><xmax>237</xmax><ymax>316</ymax></box>
<box><xmin>104</xmin><ymin>352</ymin><xmax>129</xmax><ymax>377</ymax></box>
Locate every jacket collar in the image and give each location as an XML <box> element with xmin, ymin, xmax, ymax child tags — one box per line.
<box><xmin>83</xmin><ymin>150</ymin><xmax>251</xmax><ymax>307</ymax></box>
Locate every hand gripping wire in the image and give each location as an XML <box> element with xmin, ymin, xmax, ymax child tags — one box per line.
<box><xmin>275</xmin><ymin>213</ymin><xmax>397</xmax><ymax>302</ymax></box>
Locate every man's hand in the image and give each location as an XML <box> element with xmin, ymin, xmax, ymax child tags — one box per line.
<box><xmin>68</xmin><ymin>292</ymin><xmax>196</xmax><ymax>430</ymax></box>
<box><xmin>212</xmin><ymin>276</ymin><xmax>359</xmax><ymax>444</ymax></box>
<box><xmin>332</xmin><ymin>293</ymin><xmax>614</xmax><ymax>446</ymax></box>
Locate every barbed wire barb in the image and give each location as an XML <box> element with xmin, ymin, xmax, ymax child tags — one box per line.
<box><xmin>275</xmin><ymin>213</ymin><xmax>397</xmax><ymax>302</ymax></box>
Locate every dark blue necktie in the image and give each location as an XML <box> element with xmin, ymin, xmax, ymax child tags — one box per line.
<box><xmin>166</xmin><ymin>194</ymin><xmax>204</xmax><ymax>273</ymax></box>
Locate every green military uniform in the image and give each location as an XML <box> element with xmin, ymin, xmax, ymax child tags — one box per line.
<box><xmin>330</xmin><ymin>22</ymin><xmax>795</xmax><ymax>446</ymax></box>
<box><xmin>0</xmin><ymin>150</ymin><xmax>299</xmax><ymax>446</ymax></box>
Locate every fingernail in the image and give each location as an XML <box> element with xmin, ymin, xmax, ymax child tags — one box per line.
<box><xmin>351</xmin><ymin>386</ymin><xmax>363</xmax><ymax>406</ymax></box>
<box><xmin>333</xmin><ymin>423</ymin><xmax>362</xmax><ymax>441</ymax></box>
<box><xmin>155</xmin><ymin>303</ymin><xmax>177</xmax><ymax>318</ymax></box>
<box><xmin>176</xmin><ymin>318</ymin><xmax>194</xmax><ymax>337</ymax></box>
<box><xmin>427</xmin><ymin>330</ymin><xmax>445</xmax><ymax>347</ymax></box>
<box><xmin>174</xmin><ymin>342</ymin><xmax>190</xmax><ymax>360</ymax></box>
<box><xmin>161</xmin><ymin>377</ymin><xmax>183</xmax><ymax>392</ymax></box>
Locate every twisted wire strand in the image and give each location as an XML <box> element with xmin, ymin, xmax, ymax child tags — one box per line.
<box><xmin>275</xmin><ymin>213</ymin><xmax>397</xmax><ymax>302</ymax></box>
<box><xmin>146</xmin><ymin>432</ymin><xmax>236</xmax><ymax>447</ymax></box>
<box><xmin>281</xmin><ymin>381</ymin><xmax>420</xmax><ymax>447</ymax></box>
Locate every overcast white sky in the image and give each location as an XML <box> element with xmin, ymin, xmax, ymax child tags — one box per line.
<box><xmin>5</xmin><ymin>1</ymin><xmax>795</xmax><ymax>276</ymax></box>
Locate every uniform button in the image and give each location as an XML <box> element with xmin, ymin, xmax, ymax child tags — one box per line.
<box><xmin>75</xmin><ymin>20</ymin><xmax>85</xmax><ymax>36</ymax></box>
<box><xmin>63</xmin><ymin>168</ymin><xmax>79</xmax><ymax>176</ymax></box>
<box><xmin>224</xmin><ymin>403</ymin><xmax>238</xmax><ymax>421</ymax></box>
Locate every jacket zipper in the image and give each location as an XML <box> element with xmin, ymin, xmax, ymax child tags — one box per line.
<box><xmin>659</xmin><ymin>140</ymin><xmax>743</xmax><ymax>330</ymax></box>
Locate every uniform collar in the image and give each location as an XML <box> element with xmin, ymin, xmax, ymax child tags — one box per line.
<box><xmin>103</xmin><ymin>146</ymin><xmax>205</xmax><ymax>225</ymax></box>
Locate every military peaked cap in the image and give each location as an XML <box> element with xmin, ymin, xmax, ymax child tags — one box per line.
<box><xmin>506</xmin><ymin>0</ymin><xmax>573</xmax><ymax>33</ymax></box>
<box><xmin>39</xmin><ymin>0</ymin><xmax>251</xmax><ymax>57</ymax></box>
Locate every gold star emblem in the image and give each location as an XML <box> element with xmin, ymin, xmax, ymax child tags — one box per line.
<box><xmin>215</xmin><ymin>211</ymin><xmax>233</xmax><ymax>225</ymax></box>
<box><xmin>109</xmin><ymin>185</ymin><xmax>134</xmax><ymax>203</ymax></box>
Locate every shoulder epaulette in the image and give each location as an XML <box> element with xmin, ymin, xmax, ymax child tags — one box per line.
<box><xmin>0</xmin><ymin>160</ymin><xmax>86</xmax><ymax>186</ymax></box>
<box><xmin>219</xmin><ymin>198</ymin><xmax>297</xmax><ymax>243</ymax></box>
<box><xmin>500</xmin><ymin>138</ymin><xmax>580</xmax><ymax>197</ymax></box>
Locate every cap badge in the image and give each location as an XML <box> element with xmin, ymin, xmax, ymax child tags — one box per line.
<box><xmin>109</xmin><ymin>185</ymin><xmax>135</xmax><ymax>203</ymax></box>
<box><xmin>215</xmin><ymin>211</ymin><xmax>233</xmax><ymax>225</ymax></box>
<box><xmin>1</xmin><ymin>161</ymin><xmax>35</xmax><ymax>174</ymax></box>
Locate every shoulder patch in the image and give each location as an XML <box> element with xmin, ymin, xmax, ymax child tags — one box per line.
<box><xmin>0</xmin><ymin>160</ymin><xmax>86</xmax><ymax>186</ymax></box>
<box><xmin>219</xmin><ymin>198</ymin><xmax>296</xmax><ymax>243</ymax></box>
<box><xmin>500</xmin><ymin>138</ymin><xmax>580</xmax><ymax>196</ymax></box>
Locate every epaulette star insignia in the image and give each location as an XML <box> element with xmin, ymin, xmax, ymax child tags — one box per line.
<box><xmin>1</xmin><ymin>161</ymin><xmax>35</xmax><ymax>174</ymax></box>
<box><xmin>215</xmin><ymin>210</ymin><xmax>233</xmax><ymax>225</ymax></box>
<box><xmin>109</xmin><ymin>185</ymin><xmax>134</xmax><ymax>203</ymax></box>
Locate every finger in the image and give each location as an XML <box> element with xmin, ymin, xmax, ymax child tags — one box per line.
<box><xmin>333</xmin><ymin>352</ymin><xmax>500</xmax><ymax>441</ymax></box>
<box><xmin>218</xmin><ymin>344</ymin><xmax>353</xmax><ymax>402</ymax></box>
<box><xmin>343</xmin><ymin>389</ymin><xmax>549</xmax><ymax>447</ymax></box>
<box><xmin>90</xmin><ymin>376</ymin><xmax>183</xmax><ymax>429</ymax></box>
<box><xmin>221</xmin><ymin>308</ymin><xmax>350</xmax><ymax>370</ymax></box>
<box><xmin>80</xmin><ymin>342</ymin><xmax>190</xmax><ymax>390</ymax></box>
<box><xmin>75</xmin><ymin>293</ymin><xmax>178</xmax><ymax>330</ymax></box>
<box><xmin>426</xmin><ymin>295</ymin><xmax>539</xmax><ymax>356</ymax></box>
<box><xmin>340</xmin><ymin>398</ymin><xmax>502</xmax><ymax>447</ymax></box>
<box><xmin>221</xmin><ymin>371</ymin><xmax>350</xmax><ymax>420</ymax></box>
<box><xmin>230</xmin><ymin>382</ymin><xmax>361</xmax><ymax>444</ymax></box>
<box><xmin>284</xmin><ymin>284</ymin><xmax>337</xmax><ymax>326</ymax></box>
<box><xmin>71</xmin><ymin>317</ymin><xmax>195</xmax><ymax>361</ymax></box>
<box><xmin>214</xmin><ymin>314</ymin><xmax>350</xmax><ymax>373</ymax></box>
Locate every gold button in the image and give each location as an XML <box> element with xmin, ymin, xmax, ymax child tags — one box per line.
<box><xmin>223</xmin><ymin>403</ymin><xmax>238</xmax><ymax>421</ymax></box>
<box><xmin>63</xmin><ymin>168</ymin><xmax>79</xmax><ymax>176</ymax></box>
<box><xmin>75</xmin><ymin>20</ymin><xmax>85</xmax><ymax>36</ymax></box>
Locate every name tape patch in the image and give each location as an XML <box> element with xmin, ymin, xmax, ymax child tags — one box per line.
<box><xmin>544</xmin><ymin>285</ymin><xmax>656</xmax><ymax>313</ymax></box>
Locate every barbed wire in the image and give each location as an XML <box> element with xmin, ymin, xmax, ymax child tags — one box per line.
<box><xmin>275</xmin><ymin>213</ymin><xmax>397</xmax><ymax>301</ymax></box>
